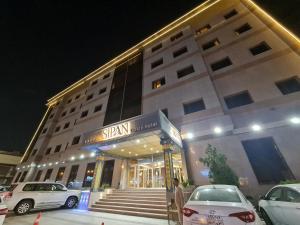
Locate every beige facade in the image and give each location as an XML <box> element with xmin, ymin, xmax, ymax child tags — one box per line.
<box><xmin>15</xmin><ymin>0</ymin><xmax>300</xmax><ymax>198</ymax></box>
<box><xmin>0</xmin><ymin>151</ymin><xmax>22</xmax><ymax>185</ymax></box>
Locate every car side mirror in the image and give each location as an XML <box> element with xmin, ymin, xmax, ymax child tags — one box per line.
<box><xmin>259</xmin><ymin>195</ymin><xmax>266</xmax><ymax>200</ymax></box>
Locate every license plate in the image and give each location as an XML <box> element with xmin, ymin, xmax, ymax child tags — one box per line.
<box><xmin>207</xmin><ymin>215</ymin><xmax>224</xmax><ymax>225</ymax></box>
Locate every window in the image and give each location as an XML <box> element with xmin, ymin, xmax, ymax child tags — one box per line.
<box><xmin>31</xmin><ymin>149</ymin><xmax>37</xmax><ymax>156</ymax></box>
<box><xmin>35</xmin><ymin>183</ymin><xmax>53</xmax><ymax>191</ymax></box>
<box><xmin>196</xmin><ymin>24</ymin><xmax>211</xmax><ymax>35</ymax></box>
<box><xmin>99</xmin><ymin>87</ymin><xmax>107</xmax><ymax>94</ymax></box>
<box><xmin>224</xmin><ymin>91</ymin><xmax>253</xmax><ymax>109</ymax></box>
<box><xmin>152</xmin><ymin>77</ymin><xmax>166</xmax><ymax>89</ymax></box>
<box><xmin>276</xmin><ymin>77</ymin><xmax>300</xmax><ymax>95</ymax></box>
<box><xmin>44</xmin><ymin>169</ymin><xmax>53</xmax><ymax>181</ymax></box>
<box><xmin>82</xmin><ymin>163</ymin><xmax>96</xmax><ymax>187</ymax></box>
<box><xmin>190</xmin><ymin>187</ymin><xmax>241</xmax><ymax>202</ymax></box>
<box><xmin>72</xmin><ymin>136</ymin><xmax>81</xmax><ymax>145</ymax></box>
<box><xmin>34</xmin><ymin>170</ymin><xmax>42</xmax><ymax>181</ymax></box>
<box><xmin>242</xmin><ymin>137</ymin><xmax>294</xmax><ymax>184</ymax></box>
<box><xmin>55</xmin><ymin>167</ymin><xmax>65</xmax><ymax>182</ymax></box>
<box><xmin>54</xmin><ymin>145</ymin><xmax>61</xmax><ymax>153</ymax></box>
<box><xmin>151</xmin><ymin>58</ymin><xmax>163</xmax><ymax>69</ymax></box>
<box><xmin>62</xmin><ymin>111</ymin><xmax>67</xmax><ymax>117</ymax></box>
<box><xmin>224</xmin><ymin>9</ymin><xmax>238</xmax><ymax>19</ymax></box>
<box><xmin>67</xmin><ymin>99</ymin><xmax>72</xmax><ymax>104</ymax></box>
<box><xmin>183</xmin><ymin>99</ymin><xmax>206</xmax><ymax>115</ymax></box>
<box><xmin>19</xmin><ymin>171</ymin><xmax>28</xmax><ymax>182</ymax></box>
<box><xmin>86</xmin><ymin>94</ymin><xmax>93</xmax><ymax>101</ymax></box>
<box><xmin>250</xmin><ymin>42</ymin><xmax>271</xmax><ymax>55</ymax></box>
<box><xmin>177</xmin><ymin>65</ymin><xmax>195</xmax><ymax>79</ymax></box>
<box><xmin>49</xmin><ymin>114</ymin><xmax>54</xmax><ymax>119</ymax></box>
<box><xmin>75</xmin><ymin>94</ymin><xmax>80</xmax><ymax>100</ymax></box>
<box><xmin>266</xmin><ymin>188</ymin><xmax>283</xmax><ymax>201</ymax></box>
<box><xmin>42</xmin><ymin>128</ymin><xmax>48</xmax><ymax>134</ymax></box>
<box><xmin>286</xmin><ymin>189</ymin><xmax>300</xmax><ymax>203</ymax></box>
<box><xmin>67</xmin><ymin>165</ymin><xmax>79</xmax><ymax>187</ymax></box>
<box><xmin>235</xmin><ymin>23</ymin><xmax>252</xmax><ymax>35</ymax></box>
<box><xmin>94</xmin><ymin>104</ymin><xmax>102</xmax><ymax>113</ymax></box>
<box><xmin>63</xmin><ymin>122</ymin><xmax>70</xmax><ymax>129</ymax></box>
<box><xmin>211</xmin><ymin>57</ymin><xmax>233</xmax><ymax>71</ymax></box>
<box><xmin>152</xmin><ymin>43</ymin><xmax>162</xmax><ymax>53</ymax></box>
<box><xmin>91</xmin><ymin>80</ymin><xmax>98</xmax><ymax>86</ymax></box>
<box><xmin>69</xmin><ymin>107</ymin><xmax>76</xmax><ymax>113</ymax></box>
<box><xmin>45</xmin><ymin>148</ymin><xmax>51</xmax><ymax>155</ymax></box>
<box><xmin>54</xmin><ymin>126</ymin><xmax>61</xmax><ymax>133</ymax></box>
<box><xmin>23</xmin><ymin>183</ymin><xmax>37</xmax><ymax>191</ymax></box>
<box><xmin>103</xmin><ymin>73</ymin><xmax>110</xmax><ymax>79</ymax></box>
<box><xmin>173</xmin><ymin>47</ymin><xmax>188</xmax><ymax>58</ymax></box>
<box><xmin>202</xmin><ymin>39</ymin><xmax>220</xmax><ymax>51</ymax></box>
<box><xmin>170</xmin><ymin>31</ymin><xmax>183</xmax><ymax>41</ymax></box>
<box><xmin>81</xmin><ymin>110</ymin><xmax>88</xmax><ymax>118</ymax></box>
<box><xmin>161</xmin><ymin>108</ymin><xmax>168</xmax><ymax>118</ymax></box>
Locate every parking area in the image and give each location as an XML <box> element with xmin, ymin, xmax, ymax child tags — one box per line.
<box><xmin>3</xmin><ymin>209</ymin><xmax>174</xmax><ymax>225</ymax></box>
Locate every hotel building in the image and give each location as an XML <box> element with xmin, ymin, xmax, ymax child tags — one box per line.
<box><xmin>14</xmin><ymin>0</ymin><xmax>300</xmax><ymax>218</ymax></box>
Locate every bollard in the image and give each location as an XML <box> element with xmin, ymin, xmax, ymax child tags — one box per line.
<box><xmin>33</xmin><ymin>212</ymin><xmax>42</xmax><ymax>225</ymax></box>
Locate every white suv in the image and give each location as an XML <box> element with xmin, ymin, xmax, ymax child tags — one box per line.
<box><xmin>2</xmin><ymin>182</ymin><xmax>81</xmax><ymax>215</ymax></box>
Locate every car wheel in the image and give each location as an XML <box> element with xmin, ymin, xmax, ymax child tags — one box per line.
<box><xmin>261</xmin><ymin>208</ymin><xmax>273</xmax><ymax>225</ymax></box>
<box><xmin>14</xmin><ymin>200</ymin><xmax>33</xmax><ymax>215</ymax></box>
<box><xmin>65</xmin><ymin>196</ymin><xmax>78</xmax><ymax>209</ymax></box>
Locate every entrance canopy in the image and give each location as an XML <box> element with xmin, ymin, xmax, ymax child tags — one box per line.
<box><xmin>82</xmin><ymin>111</ymin><xmax>182</xmax><ymax>158</ymax></box>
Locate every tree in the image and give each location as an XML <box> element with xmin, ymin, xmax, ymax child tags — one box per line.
<box><xmin>200</xmin><ymin>144</ymin><xmax>239</xmax><ymax>186</ymax></box>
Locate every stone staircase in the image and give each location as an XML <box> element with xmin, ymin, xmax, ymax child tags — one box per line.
<box><xmin>89</xmin><ymin>189</ymin><xmax>168</xmax><ymax>219</ymax></box>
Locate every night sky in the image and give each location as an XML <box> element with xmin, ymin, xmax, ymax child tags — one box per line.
<box><xmin>0</xmin><ymin>0</ymin><xmax>299</xmax><ymax>152</ymax></box>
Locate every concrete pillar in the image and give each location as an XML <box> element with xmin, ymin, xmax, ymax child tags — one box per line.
<box><xmin>91</xmin><ymin>156</ymin><xmax>104</xmax><ymax>191</ymax></box>
<box><xmin>24</xmin><ymin>164</ymin><xmax>37</xmax><ymax>182</ymax></box>
<box><xmin>160</xmin><ymin>137</ymin><xmax>174</xmax><ymax>192</ymax></box>
<box><xmin>120</xmin><ymin>159</ymin><xmax>128</xmax><ymax>190</ymax></box>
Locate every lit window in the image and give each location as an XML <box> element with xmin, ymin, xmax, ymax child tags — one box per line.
<box><xmin>152</xmin><ymin>77</ymin><xmax>166</xmax><ymax>89</ymax></box>
<box><xmin>202</xmin><ymin>39</ymin><xmax>220</xmax><ymax>51</ymax></box>
<box><xmin>196</xmin><ymin>24</ymin><xmax>211</xmax><ymax>35</ymax></box>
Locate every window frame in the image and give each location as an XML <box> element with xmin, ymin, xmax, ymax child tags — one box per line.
<box><xmin>152</xmin><ymin>77</ymin><xmax>166</xmax><ymax>89</ymax></box>
<box><xmin>183</xmin><ymin>99</ymin><xmax>206</xmax><ymax>115</ymax></box>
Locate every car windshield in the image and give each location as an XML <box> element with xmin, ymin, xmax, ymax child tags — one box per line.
<box><xmin>190</xmin><ymin>187</ymin><xmax>241</xmax><ymax>202</ymax></box>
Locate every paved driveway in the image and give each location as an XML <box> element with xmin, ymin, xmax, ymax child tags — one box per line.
<box><xmin>4</xmin><ymin>209</ymin><xmax>173</xmax><ymax>225</ymax></box>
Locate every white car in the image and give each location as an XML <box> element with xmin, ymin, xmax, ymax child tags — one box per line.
<box><xmin>183</xmin><ymin>185</ymin><xmax>262</xmax><ymax>225</ymax></box>
<box><xmin>0</xmin><ymin>196</ymin><xmax>8</xmax><ymax>225</ymax></box>
<box><xmin>1</xmin><ymin>182</ymin><xmax>81</xmax><ymax>215</ymax></box>
<box><xmin>259</xmin><ymin>184</ymin><xmax>300</xmax><ymax>225</ymax></box>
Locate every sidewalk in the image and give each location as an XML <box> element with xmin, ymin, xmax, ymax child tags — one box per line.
<box><xmin>4</xmin><ymin>209</ymin><xmax>174</xmax><ymax>225</ymax></box>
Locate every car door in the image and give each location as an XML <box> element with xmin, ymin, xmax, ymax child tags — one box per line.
<box><xmin>51</xmin><ymin>184</ymin><xmax>68</xmax><ymax>206</ymax></box>
<box><xmin>34</xmin><ymin>184</ymin><xmax>54</xmax><ymax>208</ymax></box>
<box><xmin>263</xmin><ymin>187</ymin><xmax>285</xmax><ymax>224</ymax></box>
<box><xmin>279</xmin><ymin>188</ymin><xmax>300</xmax><ymax>225</ymax></box>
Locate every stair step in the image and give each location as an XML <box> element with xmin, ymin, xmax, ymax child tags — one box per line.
<box><xmin>99</xmin><ymin>198</ymin><xmax>167</xmax><ymax>205</ymax></box>
<box><xmin>106</xmin><ymin>196</ymin><xmax>165</xmax><ymax>200</ymax></box>
<box><xmin>94</xmin><ymin>201</ymin><xmax>167</xmax><ymax>209</ymax></box>
<box><xmin>92</xmin><ymin>204</ymin><xmax>167</xmax><ymax>214</ymax></box>
<box><xmin>108</xmin><ymin>192</ymin><xmax>166</xmax><ymax>196</ymax></box>
<box><xmin>89</xmin><ymin>207</ymin><xmax>167</xmax><ymax>219</ymax></box>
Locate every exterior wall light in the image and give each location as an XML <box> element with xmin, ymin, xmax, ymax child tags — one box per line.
<box><xmin>90</xmin><ymin>152</ymin><xmax>96</xmax><ymax>157</ymax></box>
<box><xmin>70</xmin><ymin>156</ymin><xmax>75</xmax><ymax>161</ymax></box>
<box><xmin>251</xmin><ymin>124</ymin><xmax>262</xmax><ymax>132</ymax></box>
<box><xmin>43</xmin><ymin>164</ymin><xmax>46</xmax><ymax>167</ymax></box>
<box><xmin>80</xmin><ymin>154</ymin><xmax>85</xmax><ymax>159</ymax></box>
<box><xmin>49</xmin><ymin>163</ymin><xmax>52</xmax><ymax>166</ymax></box>
<box><xmin>55</xmin><ymin>162</ymin><xmax>59</xmax><ymax>165</ymax></box>
<box><xmin>213</xmin><ymin>126</ymin><xmax>223</xmax><ymax>134</ymax></box>
<box><xmin>112</xmin><ymin>144</ymin><xmax>117</xmax><ymax>148</ymax></box>
<box><xmin>186</xmin><ymin>133</ymin><xmax>194</xmax><ymax>139</ymax></box>
<box><xmin>290</xmin><ymin>117</ymin><xmax>300</xmax><ymax>124</ymax></box>
<box><xmin>136</xmin><ymin>139</ymin><xmax>140</xmax><ymax>143</ymax></box>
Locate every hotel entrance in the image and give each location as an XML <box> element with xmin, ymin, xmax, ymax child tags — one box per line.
<box><xmin>83</xmin><ymin>111</ymin><xmax>187</xmax><ymax>192</ymax></box>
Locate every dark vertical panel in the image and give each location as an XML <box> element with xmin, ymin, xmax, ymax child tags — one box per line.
<box><xmin>121</xmin><ymin>54</ymin><xmax>143</xmax><ymax>120</ymax></box>
<box><xmin>100</xmin><ymin>160</ymin><xmax>115</xmax><ymax>187</ymax></box>
<box><xmin>103</xmin><ymin>52</ymin><xmax>143</xmax><ymax>125</ymax></box>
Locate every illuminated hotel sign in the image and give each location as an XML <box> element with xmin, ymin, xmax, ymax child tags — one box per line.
<box><xmin>102</xmin><ymin>122</ymin><xmax>131</xmax><ymax>140</ymax></box>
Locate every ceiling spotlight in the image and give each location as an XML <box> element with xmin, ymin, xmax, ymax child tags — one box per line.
<box><xmin>55</xmin><ymin>162</ymin><xmax>59</xmax><ymax>165</ymax></box>
<box><xmin>37</xmin><ymin>165</ymin><xmax>41</xmax><ymax>168</ymax></box>
<box><xmin>186</xmin><ymin>132</ymin><xmax>194</xmax><ymax>139</ymax></box>
<box><xmin>70</xmin><ymin>156</ymin><xmax>75</xmax><ymax>161</ymax></box>
<box><xmin>136</xmin><ymin>139</ymin><xmax>140</xmax><ymax>144</ymax></box>
<box><xmin>112</xmin><ymin>144</ymin><xmax>117</xmax><ymax>148</ymax></box>
<box><xmin>90</xmin><ymin>152</ymin><xmax>96</xmax><ymax>157</ymax></box>
<box><xmin>49</xmin><ymin>163</ymin><xmax>52</xmax><ymax>166</ymax></box>
<box><xmin>156</xmin><ymin>150</ymin><xmax>159</xmax><ymax>153</ymax></box>
<box><xmin>121</xmin><ymin>149</ymin><xmax>125</xmax><ymax>152</ymax></box>
<box><xmin>135</xmin><ymin>154</ymin><xmax>138</xmax><ymax>156</ymax></box>
<box><xmin>213</xmin><ymin>126</ymin><xmax>223</xmax><ymax>134</ymax></box>
<box><xmin>43</xmin><ymin>164</ymin><xmax>46</xmax><ymax>167</ymax></box>
<box><xmin>150</xmin><ymin>148</ymin><xmax>153</xmax><ymax>151</ymax></box>
<box><xmin>129</xmin><ymin>152</ymin><xmax>132</xmax><ymax>154</ymax></box>
<box><xmin>290</xmin><ymin>117</ymin><xmax>300</xmax><ymax>124</ymax></box>
<box><xmin>143</xmin><ymin>144</ymin><xmax>147</xmax><ymax>148</ymax></box>
<box><xmin>80</xmin><ymin>154</ymin><xmax>85</xmax><ymax>159</ymax></box>
<box><xmin>251</xmin><ymin>124</ymin><xmax>262</xmax><ymax>132</ymax></box>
